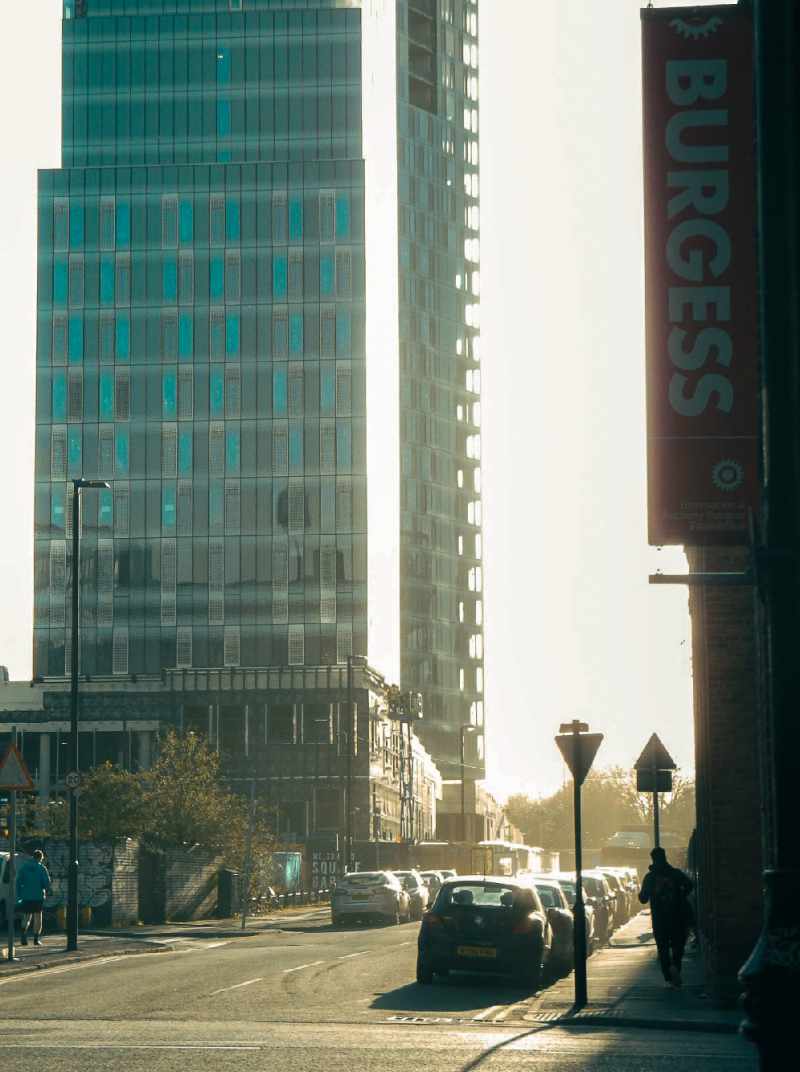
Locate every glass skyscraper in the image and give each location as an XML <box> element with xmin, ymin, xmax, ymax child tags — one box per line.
<box><xmin>33</xmin><ymin>0</ymin><xmax>483</xmax><ymax>781</ymax></box>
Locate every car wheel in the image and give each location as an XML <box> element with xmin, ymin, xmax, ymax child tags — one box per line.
<box><xmin>411</xmin><ymin>903</ymin><xmax>423</xmax><ymax>922</ymax></box>
<box><xmin>434</xmin><ymin>966</ymin><xmax>450</xmax><ymax>978</ymax></box>
<box><xmin>331</xmin><ymin>914</ymin><xmax>342</xmax><ymax>927</ymax></box>
<box><xmin>416</xmin><ymin>958</ymin><xmax>434</xmax><ymax>985</ymax></box>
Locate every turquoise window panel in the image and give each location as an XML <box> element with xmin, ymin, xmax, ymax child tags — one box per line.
<box><xmin>210</xmin><ymin>257</ymin><xmax>224</xmax><ymax>301</ymax></box>
<box><xmin>162</xmin><ymin>485</ymin><xmax>176</xmax><ymax>533</ymax></box>
<box><xmin>320</xmin><ymin>366</ymin><xmax>334</xmax><ymax>414</ymax></box>
<box><xmin>163</xmin><ymin>256</ymin><xmax>178</xmax><ymax>301</ymax></box>
<box><xmin>218</xmin><ymin>99</ymin><xmax>231</xmax><ymax>137</ymax></box>
<box><xmin>226</xmin><ymin>313</ymin><xmax>240</xmax><ymax>356</ymax></box>
<box><xmin>68</xmin><ymin>317</ymin><xmax>83</xmax><ymax>363</ymax></box>
<box><xmin>320</xmin><ymin>253</ymin><xmax>334</xmax><ymax>298</ymax></box>
<box><xmin>226</xmin><ymin>430</ymin><xmax>240</xmax><ymax>474</ymax></box>
<box><xmin>178</xmin><ymin>429</ymin><xmax>192</xmax><ymax>474</ymax></box>
<box><xmin>116</xmin><ymin>202</ymin><xmax>131</xmax><ymax>246</ymax></box>
<box><xmin>336</xmin><ymin>311</ymin><xmax>351</xmax><ymax>356</ymax></box>
<box><xmin>273</xmin><ymin>254</ymin><xmax>288</xmax><ymax>300</ymax></box>
<box><xmin>226</xmin><ymin>198</ymin><xmax>240</xmax><ymax>241</ymax></box>
<box><xmin>98</xmin><ymin>488</ymin><xmax>112</xmax><ymax>528</ymax></box>
<box><xmin>336</xmin><ymin>424</ymin><xmax>351</xmax><ymax>471</ymax></box>
<box><xmin>273</xmin><ymin>369</ymin><xmax>287</xmax><ymax>416</ymax></box>
<box><xmin>209</xmin><ymin>483</ymin><xmax>224</xmax><ymax>526</ymax></box>
<box><xmin>68</xmin><ymin>428</ymin><xmax>82</xmax><ymax>475</ymax></box>
<box><xmin>289</xmin><ymin>427</ymin><xmax>303</xmax><ymax>469</ymax></box>
<box><xmin>54</xmin><ymin>262</ymin><xmax>68</xmax><ymax>304</ymax></box>
<box><xmin>179</xmin><ymin>201</ymin><xmax>193</xmax><ymax>243</ymax></box>
<box><xmin>52</xmin><ymin>372</ymin><xmax>67</xmax><ymax>421</ymax></box>
<box><xmin>162</xmin><ymin>370</ymin><xmax>177</xmax><ymax>416</ymax></box>
<box><xmin>178</xmin><ymin>314</ymin><xmax>192</xmax><ymax>359</ymax></box>
<box><xmin>100</xmin><ymin>260</ymin><xmax>115</xmax><ymax>304</ymax></box>
<box><xmin>51</xmin><ymin>486</ymin><xmax>66</xmax><ymax>530</ymax></box>
<box><xmin>218</xmin><ymin>150</ymin><xmax>230</xmax><ymax>164</ymax></box>
<box><xmin>116</xmin><ymin>314</ymin><xmax>130</xmax><ymax>361</ymax></box>
<box><xmin>210</xmin><ymin>368</ymin><xmax>224</xmax><ymax>416</ymax></box>
<box><xmin>69</xmin><ymin>203</ymin><xmax>83</xmax><ymax>246</ymax></box>
<box><xmin>336</xmin><ymin>196</ymin><xmax>351</xmax><ymax>239</ymax></box>
<box><xmin>289</xmin><ymin>314</ymin><xmax>303</xmax><ymax>356</ymax></box>
<box><xmin>115</xmin><ymin>429</ymin><xmax>130</xmax><ymax>476</ymax></box>
<box><xmin>289</xmin><ymin>199</ymin><xmax>303</xmax><ymax>240</ymax></box>
<box><xmin>217</xmin><ymin>48</ymin><xmax>231</xmax><ymax>84</ymax></box>
<box><xmin>99</xmin><ymin>368</ymin><xmax>114</xmax><ymax>419</ymax></box>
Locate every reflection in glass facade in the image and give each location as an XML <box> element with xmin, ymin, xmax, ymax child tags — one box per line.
<box><xmin>34</xmin><ymin>0</ymin><xmax>483</xmax><ymax>781</ymax></box>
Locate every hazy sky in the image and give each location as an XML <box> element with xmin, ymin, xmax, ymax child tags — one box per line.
<box><xmin>0</xmin><ymin>0</ymin><xmax>715</xmax><ymax>800</ymax></box>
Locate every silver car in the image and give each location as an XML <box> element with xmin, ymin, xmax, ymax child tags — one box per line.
<box><xmin>392</xmin><ymin>870</ymin><xmax>430</xmax><ymax>921</ymax></box>
<box><xmin>331</xmin><ymin>871</ymin><xmax>411</xmax><ymax>926</ymax></box>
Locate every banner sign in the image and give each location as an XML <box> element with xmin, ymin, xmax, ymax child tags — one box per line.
<box><xmin>642</xmin><ymin>8</ymin><xmax>758</xmax><ymax>545</ymax></box>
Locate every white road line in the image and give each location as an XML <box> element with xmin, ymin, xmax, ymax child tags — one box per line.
<box><xmin>210</xmin><ymin>977</ymin><xmax>262</xmax><ymax>995</ymax></box>
<box><xmin>206</xmin><ymin>941</ymin><xmax>230</xmax><ymax>948</ymax></box>
<box><xmin>473</xmin><ymin>1005</ymin><xmax>507</xmax><ymax>1021</ymax></box>
<box><xmin>0</xmin><ymin>952</ymin><xmax>186</xmax><ymax>986</ymax></box>
<box><xmin>398</xmin><ymin>941</ymin><xmax>413</xmax><ymax>946</ymax></box>
<box><xmin>493</xmin><ymin>1003</ymin><xmax>529</xmax><ymax>1022</ymax></box>
<box><xmin>282</xmin><ymin>960</ymin><xmax>324</xmax><ymax>974</ymax></box>
<box><xmin>337</xmin><ymin>950</ymin><xmax>371</xmax><ymax>960</ymax></box>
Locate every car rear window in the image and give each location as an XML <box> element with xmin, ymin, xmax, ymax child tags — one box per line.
<box><xmin>441</xmin><ymin>883</ymin><xmax>529</xmax><ymax>908</ymax></box>
<box><xmin>339</xmin><ymin>873</ymin><xmax>389</xmax><ymax>887</ymax></box>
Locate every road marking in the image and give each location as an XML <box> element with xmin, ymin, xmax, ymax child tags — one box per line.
<box><xmin>0</xmin><ymin>952</ymin><xmax>185</xmax><ymax>986</ymax></box>
<box><xmin>473</xmin><ymin>1005</ymin><xmax>507</xmax><ymax>1021</ymax></box>
<box><xmin>398</xmin><ymin>941</ymin><xmax>413</xmax><ymax>946</ymax></box>
<box><xmin>338</xmin><ymin>950</ymin><xmax>371</xmax><ymax>960</ymax></box>
<box><xmin>210</xmin><ymin>977</ymin><xmax>262</xmax><ymax>995</ymax></box>
<box><xmin>206</xmin><ymin>941</ymin><xmax>230</xmax><ymax>949</ymax></box>
<box><xmin>493</xmin><ymin>1004</ymin><xmax>530</xmax><ymax>1022</ymax></box>
<box><xmin>282</xmin><ymin>960</ymin><xmax>324</xmax><ymax>974</ymax></box>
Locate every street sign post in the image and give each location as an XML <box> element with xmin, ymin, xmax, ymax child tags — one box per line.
<box><xmin>555</xmin><ymin>720</ymin><xmax>603</xmax><ymax>1008</ymax></box>
<box><xmin>634</xmin><ymin>734</ymin><xmax>677</xmax><ymax>849</ymax></box>
<box><xmin>0</xmin><ymin>741</ymin><xmax>36</xmax><ymax>963</ymax></box>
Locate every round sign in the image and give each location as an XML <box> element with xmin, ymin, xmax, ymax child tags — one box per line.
<box><xmin>65</xmin><ymin>771</ymin><xmax>82</xmax><ymax>789</ymax></box>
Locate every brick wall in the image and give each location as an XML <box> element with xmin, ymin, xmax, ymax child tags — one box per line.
<box><xmin>110</xmin><ymin>838</ymin><xmax>139</xmax><ymax>925</ymax></box>
<box><xmin>687</xmin><ymin>546</ymin><xmax>764</xmax><ymax>1004</ymax></box>
<box><xmin>139</xmin><ymin>844</ymin><xmax>223</xmax><ymax>923</ymax></box>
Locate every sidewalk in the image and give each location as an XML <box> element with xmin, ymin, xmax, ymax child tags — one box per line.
<box><xmin>1</xmin><ymin>904</ymin><xmax>330</xmax><ymax>977</ymax></box>
<box><xmin>525</xmin><ymin>909</ymin><xmax>743</xmax><ymax>1034</ymax></box>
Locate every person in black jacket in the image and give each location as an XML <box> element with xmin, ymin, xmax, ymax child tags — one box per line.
<box><xmin>638</xmin><ymin>846</ymin><xmax>693</xmax><ymax>987</ymax></box>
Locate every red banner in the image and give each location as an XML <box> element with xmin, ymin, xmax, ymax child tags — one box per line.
<box><xmin>642</xmin><ymin>8</ymin><xmax>758</xmax><ymax>545</ymax></box>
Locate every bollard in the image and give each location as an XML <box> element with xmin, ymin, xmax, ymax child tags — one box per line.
<box><xmin>57</xmin><ymin>906</ymin><xmax>67</xmax><ymax>930</ymax></box>
<box><xmin>80</xmin><ymin>907</ymin><xmax>92</xmax><ymax>926</ymax></box>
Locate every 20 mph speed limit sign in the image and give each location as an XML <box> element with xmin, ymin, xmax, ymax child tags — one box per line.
<box><xmin>65</xmin><ymin>771</ymin><xmax>83</xmax><ymax>789</ymax></box>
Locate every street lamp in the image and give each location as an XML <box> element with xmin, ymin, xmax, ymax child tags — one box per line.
<box><xmin>67</xmin><ymin>478</ymin><xmax>109</xmax><ymax>952</ymax></box>
<box><xmin>344</xmin><ymin>654</ymin><xmax>367</xmax><ymax>873</ymax></box>
<box><xmin>460</xmin><ymin>724</ymin><xmax>478</xmax><ymax>841</ymax></box>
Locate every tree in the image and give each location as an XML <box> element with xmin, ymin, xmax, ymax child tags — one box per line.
<box><xmin>75</xmin><ymin>762</ymin><xmax>146</xmax><ymax>840</ymax></box>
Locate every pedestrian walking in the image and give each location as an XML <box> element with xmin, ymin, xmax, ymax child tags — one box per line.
<box><xmin>638</xmin><ymin>846</ymin><xmax>693</xmax><ymax>988</ymax></box>
<box><xmin>15</xmin><ymin>849</ymin><xmax>51</xmax><ymax>947</ymax></box>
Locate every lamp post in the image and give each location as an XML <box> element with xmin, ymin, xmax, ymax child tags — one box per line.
<box><xmin>344</xmin><ymin>654</ymin><xmax>367</xmax><ymax>873</ymax></box>
<box><xmin>460</xmin><ymin>725</ymin><xmax>478</xmax><ymax>841</ymax></box>
<box><xmin>67</xmin><ymin>478</ymin><xmax>109</xmax><ymax>952</ymax></box>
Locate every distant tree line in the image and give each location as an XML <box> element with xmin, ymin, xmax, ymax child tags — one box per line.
<box><xmin>503</xmin><ymin>765</ymin><xmax>695</xmax><ymax>851</ymax></box>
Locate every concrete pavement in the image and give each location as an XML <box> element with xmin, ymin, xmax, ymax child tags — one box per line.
<box><xmin>526</xmin><ymin>908</ymin><xmax>742</xmax><ymax>1033</ymax></box>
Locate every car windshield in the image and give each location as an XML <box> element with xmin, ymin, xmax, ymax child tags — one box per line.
<box><xmin>535</xmin><ymin>885</ymin><xmax>559</xmax><ymax>908</ymax></box>
<box><xmin>394</xmin><ymin>873</ymin><xmax>418</xmax><ymax>888</ymax></box>
<box><xmin>441</xmin><ymin>883</ymin><xmax>525</xmax><ymax>908</ymax></box>
<box><xmin>583</xmin><ymin>877</ymin><xmax>602</xmax><ymax>897</ymax></box>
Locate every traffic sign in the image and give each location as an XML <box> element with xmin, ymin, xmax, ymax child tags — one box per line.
<box><xmin>0</xmin><ymin>743</ymin><xmax>35</xmax><ymax>792</ymax></box>
<box><xmin>555</xmin><ymin>733</ymin><xmax>604</xmax><ymax>786</ymax></box>
<box><xmin>634</xmin><ymin>733</ymin><xmax>677</xmax><ymax>771</ymax></box>
<box><xmin>636</xmin><ymin>769</ymin><xmax>673</xmax><ymax>793</ymax></box>
<box><xmin>65</xmin><ymin>771</ymin><xmax>83</xmax><ymax>790</ymax></box>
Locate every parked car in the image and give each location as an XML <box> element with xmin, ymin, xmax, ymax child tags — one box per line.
<box><xmin>439</xmin><ymin>869</ymin><xmax>457</xmax><ymax>880</ymax></box>
<box><xmin>420</xmin><ymin>870</ymin><xmax>446</xmax><ymax>899</ymax></box>
<box><xmin>581</xmin><ymin>871</ymin><xmax>615</xmax><ymax>944</ymax></box>
<box><xmin>529</xmin><ymin>877</ymin><xmax>576</xmax><ymax>975</ymax></box>
<box><xmin>552</xmin><ymin>873</ymin><xmax>596</xmax><ymax>957</ymax></box>
<box><xmin>0</xmin><ymin>851</ymin><xmax>30</xmax><ymax>930</ymax></box>
<box><xmin>392</xmin><ymin>870</ymin><xmax>430</xmax><ymax>921</ymax></box>
<box><xmin>331</xmin><ymin>871</ymin><xmax>411</xmax><ymax>926</ymax></box>
<box><xmin>416</xmin><ymin>875</ymin><xmax>552</xmax><ymax>989</ymax></box>
<box><xmin>598</xmin><ymin>868</ymin><xmax>629</xmax><ymax>926</ymax></box>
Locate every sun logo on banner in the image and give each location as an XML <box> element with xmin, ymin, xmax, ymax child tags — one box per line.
<box><xmin>669</xmin><ymin>16</ymin><xmax>722</xmax><ymax>40</ymax></box>
<box><xmin>712</xmin><ymin>459</ymin><xmax>744</xmax><ymax>491</ymax></box>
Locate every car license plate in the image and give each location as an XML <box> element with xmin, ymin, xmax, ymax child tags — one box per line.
<box><xmin>351</xmin><ymin>893</ymin><xmax>370</xmax><ymax>900</ymax></box>
<box><xmin>457</xmin><ymin>945</ymin><xmax>497</xmax><ymax>958</ymax></box>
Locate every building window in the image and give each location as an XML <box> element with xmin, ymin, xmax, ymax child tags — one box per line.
<box><xmin>51</xmin><ymin>427</ymin><xmax>67</xmax><ymax>480</ymax></box>
<box><xmin>52</xmin><ymin>314</ymin><xmax>68</xmax><ymax>365</ymax></box>
<box><xmin>303</xmin><ymin>702</ymin><xmax>332</xmax><ymax>745</ymax></box>
<box><xmin>273</xmin><ymin>194</ymin><xmax>288</xmax><ymax>244</ymax></box>
<box><xmin>54</xmin><ymin>199</ymin><xmax>68</xmax><ymax>251</ymax></box>
<box><xmin>115</xmin><ymin>369</ymin><xmax>130</xmax><ymax>420</ymax></box>
<box><xmin>97</xmin><ymin>539</ymin><xmax>114</xmax><ymax>627</ymax></box>
<box><xmin>49</xmin><ymin>542</ymin><xmax>66</xmax><ymax>627</ymax></box>
<box><xmin>179</xmin><ymin>253</ymin><xmax>194</xmax><ymax>304</ymax></box>
<box><xmin>161</xmin><ymin>541</ymin><xmax>177</xmax><ymax>625</ymax></box>
<box><xmin>288</xmin><ymin>364</ymin><xmax>303</xmax><ymax>417</ymax></box>
<box><xmin>162</xmin><ymin>311</ymin><xmax>178</xmax><ymax>361</ymax></box>
<box><xmin>176</xmin><ymin>628</ymin><xmax>192</xmax><ymax>669</ymax></box>
<box><xmin>162</xmin><ymin>196</ymin><xmax>178</xmax><ymax>248</ymax></box>
<box><xmin>288</xmin><ymin>250</ymin><xmax>303</xmax><ymax>302</ymax></box>
<box><xmin>320</xmin><ymin>421</ymin><xmax>335</xmax><ymax>474</ymax></box>
<box><xmin>112</xmin><ymin>629</ymin><xmax>129</xmax><ymax>675</ymax></box>
<box><xmin>225</xmin><ymin>481</ymin><xmax>240</xmax><ymax>534</ymax></box>
<box><xmin>225</xmin><ymin>252</ymin><xmax>240</xmax><ymax>303</ymax></box>
<box><xmin>336</xmin><ymin>623</ymin><xmax>353</xmax><ymax>664</ymax></box>
<box><xmin>319</xmin><ymin>193</ymin><xmax>335</xmax><ymax>243</ymax></box>
<box><xmin>98</xmin><ymin>427</ymin><xmax>113</xmax><ymax>478</ymax></box>
<box><xmin>100</xmin><ymin>198</ymin><xmax>116</xmax><ymax>250</ymax></box>
<box><xmin>336</xmin><ymin>480</ymin><xmax>352</xmax><ymax>532</ymax></box>
<box><xmin>267</xmin><ymin>703</ymin><xmax>294</xmax><ymax>744</ymax></box>
<box><xmin>224</xmin><ymin>627</ymin><xmax>241</xmax><ymax>668</ymax></box>
<box><xmin>67</xmin><ymin>371</ymin><xmax>83</xmax><ymax>422</ymax></box>
<box><xmin>273</xmin><ymin>422</ymin><xmax>288</xmax><ymax>475</ymax></box>
<box><xmin>273</xmin><ymin>309</ymin><xmax>288</xmax><ymax>359</ymax></box>
<box><xmin>225</xmin><ymin>368</ymin><xmax>240</xmax><ymax>417</ymax></box>
<box><xmin>178</xmin><ymin>369</ymin><xmax>193</xmax><ymax>418</ymax></box>
<box><xmin>177</xmin><ymin>483</ymin><xmax>193</xmax><ymax>535</ymax></box>
<box><xmin>335</xmin><ymin>364</ymin><xmax>352</xmax><ymax>416</ymax></box>
<box><xmin>209</xmin><ymin>540</ymin><xmax>225</xmax><ymax>623</ymax></box>
<box><xmin>288</xmin><ymin>625</ymin><xmax>304</xmax><ymax>665</ymax></box>
<box><xmin>272</xmin><ymin>544</ymin><xmax>288</xmax><ymax>623</ymax></box>
<box><xmin>288</xmin><ymin>480</ymin><xmax>305</xmax><ymax>535</ymax></box>
<box><xmin>113</xmin><ymin>484</ymin><xmax>130</xmax><ymax>536</ymax></box>
<box><xmin>210</xmin><ymin>195</ymin><xmax>225</xmax><ymax>247</ymax></box>
<box><xmin>69</xmin><ymin>256</ymin><xmax>84</xmax><ymax>306</ymax></box>
<box><xmin>335</xmin><ymin>250</ymin><xmax>352</xmax><ymax>301</ymax></box>
<box><xmin>99</xmin><ymin>313</ymin><xmax>114</xmax><ymax>363</ymax></box>
<box><xmin>162</xmin><ymin>425</ymin><xmax>178</xmax><ymax>477</ymax></box>
<box><xmin>320</xmin><ymin>307</ymin><xmax>335</xmax><ymax>358</ymax></box>
<box><xmin>209</xmin><ymin>424</ymin><xmax>225</xmax><ymax>476</ymax></box>
<box><xmin>115</xmin><ymin>255</ymin><xmax>130</xmax><ymax>305</ymax></box>
<box><xmin>210</xmin><ymin>311</ymin><xmax>225</xmax><ymax>359</ymax></box>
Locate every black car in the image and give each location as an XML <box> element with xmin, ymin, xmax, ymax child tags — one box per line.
<box><xmin>416</xmin><ymin>876</ymin><xmax>552</xmax><ymax>989</ymax></box>
<box><xmin>531</xmin><ymin>878</ymin><xmax>575</xmax><ymax>975</ymax></box>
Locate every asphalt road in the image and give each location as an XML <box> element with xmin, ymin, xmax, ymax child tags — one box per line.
<box><xmin>0</xmin><ymin>916</ymin><xmax>758</xmax><ymax>1072</ymax></box>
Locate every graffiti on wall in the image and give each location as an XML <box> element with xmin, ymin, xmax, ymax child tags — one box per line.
<box><xmin>41</xmin><ymin>840</ymin><xmax>113</xmax><ymax>909</ymax></box>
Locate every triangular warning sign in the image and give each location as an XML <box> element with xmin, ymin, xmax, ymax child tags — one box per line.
<box><xmin>0</xmin><ymin>742</ymin><xmax>35</xmax><ymax>791</ymax></box>
<box><xmin>634</xmin><ymin>733</ymin><xmax>677</xmax><ymax>771</ymax></box>
<box><xmin>556</xmin><ymin>733</ymin><xmax>603</xmax><ymax>786</ymax></box>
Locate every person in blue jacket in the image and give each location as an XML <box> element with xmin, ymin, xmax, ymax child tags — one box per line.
<box><xmin>15</xmin><ymin>849</ymin><xmax>51</xmax><ymax>946</ymax></box>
